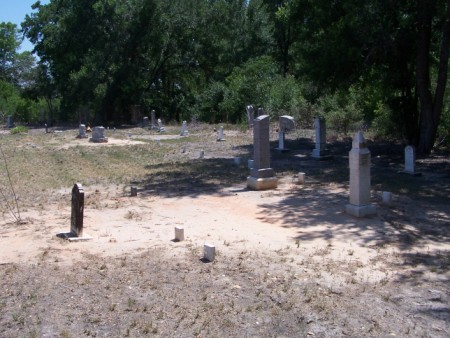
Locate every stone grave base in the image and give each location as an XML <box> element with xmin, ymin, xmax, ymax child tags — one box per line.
<box><xmin>89</xmin><ymin>137</ymin><xmax>108</xmax><ymax>143</ymax></box>
<box><xmin>247</xmin><ymin>176</ymin><xmax>278</xmax><ymax>190</ymax></box>
<box><xmin>345</xmin><ymin>204</ymin><xmax>377</xmax><ymax>218</ymax></box>
<box><xmin>76</xmin><ymin>135</ymin><xmax>88</xmax><ymax>139</ymax></box>
<box><xmin>311</xmin><ymin>149</ymin><xmax>333</xmax><ymax>160</ymax></box>
<box><xmin>398</xmin><ymin>170</ymin><xmax>422</xmax><ymax>177</ymax></box>
<box><xmin>56</xmin><ymin>232</ymin><xmax>93</xmax><ymax>242</ymax></box>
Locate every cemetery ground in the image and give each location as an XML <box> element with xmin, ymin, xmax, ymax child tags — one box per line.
<box><xmin>0</xmin><ymin>123</ymin><xmax>449</xmax><ymax>337</ymax></box>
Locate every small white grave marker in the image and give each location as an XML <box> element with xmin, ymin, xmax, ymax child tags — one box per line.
<box><xmin>297</xmin><ymin>172</ymin><xmax>306</xmax><ymax>184</ymax></box>
<box><xmin>174</xmin><ymin>227</ymin><xmax>184</xmax><ymax>242</ymax></box>
<box><xmin>203</xmin><ymin>243</ymin><xmax>215</xmax><ymax>262</ymax></box>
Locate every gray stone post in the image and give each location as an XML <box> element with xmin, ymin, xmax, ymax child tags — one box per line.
<box><xmin>71</xmin><ymin>183</ymin><xmax>85</xmax><ymax>237</ymax></box>
<box><xmin>312</xmin><ymin>117</ymin><xmax>327</xmax><ymax>158</ymax></box>
<box><xmin>345</xmin><ymin>131</ymin><xmax>376</xmax><ymax>217</ymax></box>
<box><xmin>247</xmin><ymin>115</ymin><xmax>277</xmax><ymax>190</ymax></box>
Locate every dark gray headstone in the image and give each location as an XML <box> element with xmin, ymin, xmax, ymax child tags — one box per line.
<box><xmin>71</xmin><ymin>183</ymin><xmax>85</xmax><ymax>237</ymax></box>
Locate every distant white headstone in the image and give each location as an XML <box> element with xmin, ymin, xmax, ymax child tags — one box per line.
<box><xmin>246</xmin><ymin>105</ymin><xmax>254</xmax><ymax>129</ymax></box>
<box><xmin>276</xmin><ymin>115</ymin><xmax>295</xmax><ymax>152</ymax></box>
<box><xmin>77</xmin><ymin>124</ymin><xmax>88</xmax><ymax>138</ymax></box>
<box><xmin>157</xmin><ymin>119</ymin><xmax>165</xmax><ymax>132</ymax></box>
<box><xmin>180</xmin><ymin>120</ymin><xmax>189</xmax><ymax>136</ymax></box>
<box><xmin>150</xmin><ymin>110</ymin><xmax>156</xmax><ymax>129</ymax></box>
<box><xmin>217</xmin><ymin>126</ymin><xmax>226</xmax><ymax>141</ymax></box>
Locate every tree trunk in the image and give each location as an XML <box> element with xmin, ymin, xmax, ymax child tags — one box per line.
<box><xmin>416</xmin><ymin>0</ymin><xmax>450</xmax><ymax>155</ymax></box>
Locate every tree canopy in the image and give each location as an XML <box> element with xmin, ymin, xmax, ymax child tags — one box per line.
<box><xmin>0</xmin><ymin>0</ymin><xmax>448</xmax><ymax>154</ymax></box>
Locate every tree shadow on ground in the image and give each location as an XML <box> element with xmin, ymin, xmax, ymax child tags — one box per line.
<box><xmin>137</xmin><ymin>158</ymin><xmax>250</xmax><ymax>198</ymax></box>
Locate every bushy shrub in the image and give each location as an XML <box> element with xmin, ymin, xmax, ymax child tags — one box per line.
<box><xmin>10</xmin><ymin>126</ymin><xmax>28</xmax><ymax>134</ymax></box>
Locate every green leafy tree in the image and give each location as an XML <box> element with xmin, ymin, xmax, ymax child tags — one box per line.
<box><xmin>287</xmin><ymin>0</ymin><xmax>450</xmax><ymax>154</ymax></box>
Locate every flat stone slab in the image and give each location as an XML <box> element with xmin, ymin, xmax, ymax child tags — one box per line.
<box><xmin>56</xmin><ymin>232</ymin><xmax>93</xmax><ymax>242</ymax></box>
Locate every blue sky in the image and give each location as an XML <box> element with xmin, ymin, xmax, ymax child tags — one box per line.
<box><xmin>0</xmin><ymin>0</ymin><xmax>49</xmax><ymax>52</ymax></box>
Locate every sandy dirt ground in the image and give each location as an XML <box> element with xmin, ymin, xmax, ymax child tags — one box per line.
<box><xmin>0</xmin><ymin>132</ymin><xmax>449</xmax><ymax>337</ymax></box>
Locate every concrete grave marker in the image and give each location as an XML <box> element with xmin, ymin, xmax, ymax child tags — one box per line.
<box><xmin>203</xmin><ymin>243</ymin><xmax>215</xmax><ymax>262</ymax></box>
<box><xmin>180</xmin><ymin>120</ymin><xmax>189</xmax><ymax>136</ymax></box>
<box><xmin>143</xmin><ymin>116</ymin><xmax>149</xmax><ymax>127</ymax></box>
<box><xmin>403</xmin><ymin>145</ymin><xmax>420</xmax><ymax>175</ymax></box>
<box><xmin>276</xmin><ymin>115</ymin><xmax>295</xmax><ymax>152</ymax></box>
<box><xmin>217</xmin><ymin>126</ymin><xmax>226</xmax><ymax>141</ymax></box>
<box><xmin>77</xmin><ymin>124</ymin><xmax>88</xmax><ymax>138</ymax></box>
<box><xmin>247</xmin><ymin>115</ymin><xmax>278</xmax><ymax>190</ymax></box>
<box><xmin>311</xmin><ymin>117</ymin><xmax>329</xmax><ymax>159</ymax></box>
<box><xmin>150</xmin><ymin>110</ymin><xmax>156</xmax><ymax>129</ymax></box>
<box><xmin>246</xmin><ymin>105</ymin><xmax>255</xmax><ymax>129</ymax></box>
<box><xmin>345</xmin><ymin>131</ymin><xmax>376</xmax><ymax>217</ymax></box>
<box><xmin>296</xmin><ymin>172</ymin><xmax>306</xmax><ymax>184</ymax></box>
<box><xmin>89</xmin><ymin>126</ymin><xmax>108</xmax><ymax>143</ymax></box>
<box><xmin>174</xmin><ymin>227</ymin><xmax>184</xmax><ymax>242</ymax></box>
<box><xmin>157</xmin><ymin>119</ymin><xmax>165</xmax><ymax>132</ymax></box>
<box><xmin>6</xmin><ymin>116</ymin><xmax>14</xmax><ymax>128</ymax></box>
<box><xmin>382</xmin><ymin>191</ymin><xmax>393</xmax><ymax>205</ymax></box>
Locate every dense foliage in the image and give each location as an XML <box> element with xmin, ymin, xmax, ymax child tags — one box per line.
<box><xmin>0</xmin><ymin>0</ymin><xmax>449</xmax><ymax>154</ymax></box>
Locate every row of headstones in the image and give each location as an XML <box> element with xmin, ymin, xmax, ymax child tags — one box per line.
<box><xmin>77</xmin><ymin>125</ymin><xmax>109</xmax><ymax>143</ymax></box>
<box><xmin>308</xmin><ymin>117</ymin><xmax>419</xmax><ymax>174</ymax></box>
<box><xmin>247</xmin><ymin>113</ymin><xmax>419</xmax><ymax>217</ymax></box>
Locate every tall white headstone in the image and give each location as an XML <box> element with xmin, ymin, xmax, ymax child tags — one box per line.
<box><xmin>345</xmin><ymin>131</ymin><xmax>376</xmax><ymax>217</ymax></box>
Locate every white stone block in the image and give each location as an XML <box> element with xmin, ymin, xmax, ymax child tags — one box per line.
<box><xmin>203</xmin><ymin>243</ymin><xmax>215</xmax><ymax>262</ymax></box>
<box><xmin>297</xmin><ymin>172</ymin><xmax>305</xmax><ymax>184</ymax></box>
<box><xmin>174</xmin><ymin>227</ymin><xmax>184</xmax><ymax>242</ymax></box>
